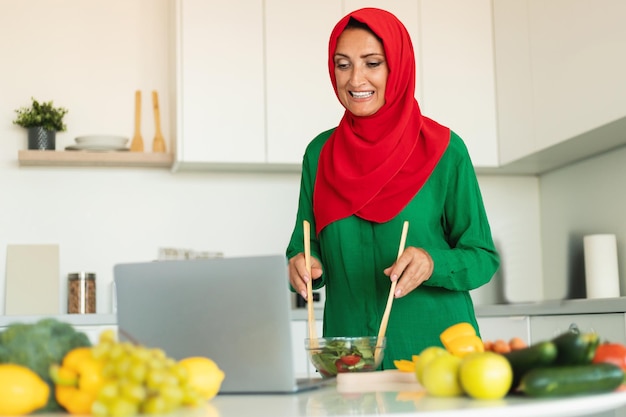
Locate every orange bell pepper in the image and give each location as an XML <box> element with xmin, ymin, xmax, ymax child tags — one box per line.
<box><xmin>50</xmin><ymin>347</ymin><xmax>107</xmax><ymax>415</ymax></box>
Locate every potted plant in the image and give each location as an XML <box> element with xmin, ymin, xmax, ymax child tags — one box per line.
<box><xmin>13</xmin><ymin>97</ymin><xmax>68</xmax><ymax>150</ymax></box>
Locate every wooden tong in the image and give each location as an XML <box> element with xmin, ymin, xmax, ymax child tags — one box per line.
<box><xmin>375</xmin><ymin>220</ymin><xmax>409</xmax><ymax>363</ymax></box>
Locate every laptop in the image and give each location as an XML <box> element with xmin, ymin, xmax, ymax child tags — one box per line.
<box><xmin>113</xmin><ymin>254</ymin><xmax>331</xmax><ymax>394</ymax></box>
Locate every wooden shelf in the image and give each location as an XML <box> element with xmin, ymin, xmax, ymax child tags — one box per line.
<box><xmin>18</xmin><ymin>150</ymin><xmax>174</xmax><ymax>168</ymax></box>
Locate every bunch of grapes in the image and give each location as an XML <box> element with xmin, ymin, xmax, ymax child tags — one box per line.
<box><xmin>90</xmin><ymin>331</ymin><xmax>204</xmax><ymax>417</ymax></box>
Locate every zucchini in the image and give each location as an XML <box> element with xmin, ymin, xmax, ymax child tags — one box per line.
<box><xmin>519</xmin><ymin>363</ymin><xmax>624</xmax><ymax>397</ymax></box>
<box><xmin>551</xmin><ymin>330</ymin><xmax>600</xmax><ymax>365</ymax></box>
<box><xmin>503</xmin><ymin>341</ymin><xmax>558</xmax><ymax>391</ymax></box>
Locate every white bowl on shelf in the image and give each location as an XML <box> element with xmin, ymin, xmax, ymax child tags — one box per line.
<box><xmin>75</xmin><ymin>135</ymin><xmax>129</xmax><ymax>148</ymax></box>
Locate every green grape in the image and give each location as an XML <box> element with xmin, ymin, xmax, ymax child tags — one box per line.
<box><xmin>180</xmin><ymin>386</ymin><xmax>205</xmax><ymax>407</ymax></box>
<box><xmin>91</xmin><ymin>399</ymin><xmax>109</xmax><ymax>417</ymax></box>
<box><xmin>108</xmin><ymin>397</ymin><xmax>139</xmax><ymax>417</ymax></box>
<box><xmin>158</xmin><ymin>384</ymin><xmax>184</xmax><ymax>408</ymax></box>
<box><xmin>92</xmin><ymin>331</ymin><xmax>212</xmax><ymax>417</ymax></box>
<box><xmin>98</xmin><ymin>381</ymin><xmax>120</xmax><ymax>401</ymax></box>
<box><xmin>127</xmin><ymin>359</ymin><xmax>148</xmax><ymax>383</ymax></box>
<box><xmin>145</xmin><ymin>368</ymin><xmax>167</xmax><ymax>388</ymax></box>
<box><xmin>119</xmin><ymin>380</ymin><xmax>147</xmax><ymax>403</ymax></box>
<box><xmin>171</xmin><ymin>363</ymin><xmax>189</xmax><ymax>384</ymax></box>
<box><xmin>109</xmin><ymin>343</ymin><xmax>125</xmax><ymax>360</ymax></box>
<box><xmin>141</xmin><ymin>396</ymin><xmax>168</xmax><ymax>415</ymax></box>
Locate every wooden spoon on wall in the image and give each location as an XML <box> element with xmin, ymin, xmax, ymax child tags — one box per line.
<box><xmin>130</xmin><ymin>90</ymin><xmax>144</xmax><ymax>152</ymax></box>
<box><xmin>152</xmin><ymin>90</ymin><xmax>166</xmax><ymax>153</ymax></box>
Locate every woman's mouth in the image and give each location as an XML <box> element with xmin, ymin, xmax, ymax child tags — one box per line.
<box><xmin>350</xmin><ymin>91</ymin><xmax>374</xmax><ymax>99</ymax></box>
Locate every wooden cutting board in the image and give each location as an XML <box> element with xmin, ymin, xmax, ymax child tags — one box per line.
<box><xmin>5</xmin><ymin>244</ymin><xmax>60</xmax><ymax>315</ymax></box>
<box><xmin>336</xmin><ymin>369</ymin><xmax>423</xmax><ymax>393</ymax></box>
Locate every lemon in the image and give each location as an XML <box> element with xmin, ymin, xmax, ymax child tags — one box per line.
<box><xmin>459</xmin><ymin>351</ymin><xmax>513</xmax><ymax>400</ymax></box>
<box><xmin>421</xmin><ymin>353</ymin><xmax>463</xmax><ymax>397</ymax></box>
<box><xmin>0</xmin><ymin>364</ymin><xmax>50</xmax><ymax>415</ymax></box>
<box><xmin>414</xmin><ymin>346</ymin><xmax>448</xmax><ymax>384</ymax></box>
<box><xmin>179</xmin><ymin>356</ymin><xmax>225</xmax><ymax>400</ymax></box>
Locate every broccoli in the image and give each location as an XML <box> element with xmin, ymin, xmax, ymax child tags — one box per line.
<box><xmin>0</xmin><ymin>317</ymin><xmax>91</xmax><ymax>412</ymax></box>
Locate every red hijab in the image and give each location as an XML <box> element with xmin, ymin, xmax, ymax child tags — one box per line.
<box><xmin>313</xmin><ymin>8</ymin><xmax>451</xmax><ymax>235</ymax></box>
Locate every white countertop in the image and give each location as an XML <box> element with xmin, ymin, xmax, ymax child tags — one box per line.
<box><xmin>3</xmin><ymin>297</ymin><xmax>626</xmax><ymax>327</ymax></box>
<box><xmin>39</xmin><ymin>385</ymin><xmax>626</xmax><ymax>417</ymax></box>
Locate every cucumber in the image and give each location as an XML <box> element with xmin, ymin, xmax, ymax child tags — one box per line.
<box><xmin>519</xmin><ymin>363</ymin><xmax>624</xmax><ymax>397</ymax></box>
<box><xmin>551</xmin><ymin>330</ymin><xmax>600</xmax><ymax>365</ymax></box>
<box><xmin>503</xmin><ymin>341</ymin><xmax>558</xmax><ymax>391</ymax></box>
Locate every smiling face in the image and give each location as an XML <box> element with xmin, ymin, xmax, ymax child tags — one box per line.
<box><xmin>333</xmin><ymin>27</ymin><xmax>389</xmax><ymax>117</ymax></box>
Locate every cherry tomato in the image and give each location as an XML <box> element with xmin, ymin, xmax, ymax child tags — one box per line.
<box><xmin>339</xmin><ymin>354</ymin><xmax>361</xmax><ymax>366</ymax></box>
<box><xmin>592</xmin><ymin>342</ymin><xmax>626</xmax><ymax>370</ymax></box>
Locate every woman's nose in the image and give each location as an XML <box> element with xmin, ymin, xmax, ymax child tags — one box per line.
<box><xmin>348</xmin><ymin>68</ymin><xmax>365</xmax><ymax>86</ymax></box>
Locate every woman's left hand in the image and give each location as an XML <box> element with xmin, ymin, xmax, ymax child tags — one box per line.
<box><xmin>383</xmin><ymin>246</ymin><xmax>433</xmax><ymax>298</ymax></box>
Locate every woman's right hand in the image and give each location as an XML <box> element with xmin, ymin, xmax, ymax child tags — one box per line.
<box><xmin>288</xmin><ymin>253</ymin><xmax>323</xmax><ymax>300</ymax></box>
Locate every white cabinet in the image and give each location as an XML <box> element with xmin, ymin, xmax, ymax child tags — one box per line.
<box><xmin>494</xmin><ymin>0</ymin><xmax>626</xmax><ymax>166</ymax></box>
<box><xmin>420</xmin><ymin>0</ymin><xmax>499</xmax><ymax>167</ymax></box>
<box><xmin>528</xmin><ymin>0</ymin><xmax>626</xmax><ymax>152</ymax></box>
<box><xmin>530</xmin><ymin>314</ymin><xmax>626</xmax><ymax>344</ymax></box>
<box><xmin>477</xmin><ymin>316</ymin><xmax>531</xmax><ymax>345</ymax></box>
<box><xmin>175</xmin><ymin>0</ymin><xmax>266</xmax><ymax>166</ymax></box>
<box><xmin>265</xmin><ymin>1</ymin><xmax>344</xmax><ymax>164</ymax></box>
<box><xmin>291</xmin><ymin>319</ymin><xmax>324</xmax><ymax>379</ymax></box>
<box><xmin>175</xmin><ymin>0</ymin><xmax>500</xmax><ymax>169</ymax></box>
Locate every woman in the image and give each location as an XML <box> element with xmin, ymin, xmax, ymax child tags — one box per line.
<box><xmin>286</xmin><ymin>8</ymin><xmax>500</xmax><ymax>368</ymax></box>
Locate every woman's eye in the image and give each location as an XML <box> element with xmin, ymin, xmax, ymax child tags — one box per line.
<box><xmin>335</xmin><ymin>61</ymin><xmax>350</xmax><ymax>70</ymax></box>
<box><xmin>367</xmin><ymin>61</ymin><xmax>383</xmax><ymax>68</ymax></box>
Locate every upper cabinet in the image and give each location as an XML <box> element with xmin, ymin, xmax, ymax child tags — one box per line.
<box><xmin>174</xmin><ymin>0</ymin><xmax>266</xmax><ymax>167</ymax></box>
<box><xmin>493</xmin><ymin>0</ymin><xmax>626</xmax><ymax>171</ymax></box>
<box><xmin>264</xmin><ymin>1</ymin><xmax>344</xmax><ymax>165</ymax></box>
<box><xmin>175</xmin><ymin>0</ymin><xmax>626</xmax><ymax>174</ymax></box>
<box><xmin>419</xmin><ymin>0</ymin><xmax>499</xmax><ymax>168</ymax></box>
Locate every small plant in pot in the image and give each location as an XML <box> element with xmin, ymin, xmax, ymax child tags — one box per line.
<box><xmin>13</xmin><ymin>97</ymin><xmax>68</xmax><ymax>150</ymax></box>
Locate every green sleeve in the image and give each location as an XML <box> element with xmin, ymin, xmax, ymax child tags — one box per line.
<box><xmin>423</xmin><ymin>132</ymin><xmax>500</xmax><ymax>291</ymax></box>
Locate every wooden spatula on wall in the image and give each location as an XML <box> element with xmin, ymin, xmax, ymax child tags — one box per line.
<box><xmin>130</xmin><ymin>90</ymin><xmax>144</xmax><ymax>152</ymax></box>
<box><xmin>152</xmin><ymin>90</ymin><xmax>166</xmax><ymax>153</ymax></box>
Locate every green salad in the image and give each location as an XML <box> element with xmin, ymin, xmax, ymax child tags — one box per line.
<box><xmin>309</xmin><ymin>338</ymin><xmax>380</xmax><ymax>377</ymax></box>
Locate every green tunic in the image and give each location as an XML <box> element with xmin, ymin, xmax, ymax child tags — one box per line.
<box><xmin>286</xmin><ymin>128</ymin><xmax>500</xmax><ymax>368</ymax></box>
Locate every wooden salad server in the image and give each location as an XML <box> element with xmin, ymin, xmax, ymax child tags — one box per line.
<box><xmin>303</xmin><ymin>220</ymin><xmax>319</xmax><ymax>349</ymax></box>
<box><xmin>375</xmin><ymin>220</ymin><xmax>409</xmax><ymax>364</ymax></box>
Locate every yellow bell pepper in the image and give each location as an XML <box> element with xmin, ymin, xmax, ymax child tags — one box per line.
<box><xmin>440</xmin><ymin>322</ymin><xmax>484</xmax><ymax>357</ymax></box>
<box><xmin>50</xmin><ymin>347</ymin><xmax>107</xmax><ymax>415</ymax></box>
<box><xmin>443</xmin><ymin>334</ymin><xmax>485</xmax><ymax>357</ymax></box>
<box><xmin>393</xmin><ymin>359</ymin><xmax>416</xmax><ymax>373</ymax></box>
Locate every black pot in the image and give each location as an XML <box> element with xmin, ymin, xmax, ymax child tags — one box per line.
<box><xmin>28</xmin><ymin>126</ymin><xmax>56</xmax><ymax>150</ymax></box>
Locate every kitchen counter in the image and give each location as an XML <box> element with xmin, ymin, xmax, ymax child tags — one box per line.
<box><xmin>4</xmin><ymin>296</ymin><xmax>626</xmax><ymax>328</ymax></box>
<box><xmin>475</xmin><ymin>297</ymin><xmax>626</xmax><ymax>317</ymax></box>
<box><xmin>36</xmin><ymin>385</ymin><xmax>626</xmax><ymax>417</ymax></box>
<box><xmin>0</xmin><ymin>313</ymin><xmax>117</xmax><ymax>327</ymax></box>
<box><xmin>290</xmin><ymin>297</ymin><xmax>626</xmax><ymax>322</ymax></box>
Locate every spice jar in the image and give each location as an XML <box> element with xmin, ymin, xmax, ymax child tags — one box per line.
<box><xmin>67</xmin><ymin>272</ymin><xmax>96</xmax><ymax>314</ymax></box>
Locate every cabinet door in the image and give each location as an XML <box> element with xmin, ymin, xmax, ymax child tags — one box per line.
<box><xmin>492</xmin><ymin>0</ymin><xmax>536</xmax><ymax>164</ymax></box>
<box><xmin>528</xmin><ymin>0</ymin><xmax>626</xmax><ymax>151</ymax></box>
<box><xmin>265</xmin><ymin>1</ymin><xmax>344</xmax><ymax>164</ymax></box>
<box><xmin>176</xmin><ymin>0</ymin><xmax>265</xmax><ymax>165</ymax></box>
<box><xmin>420</xmin><ymin>0</ymin><xmax>499</xmax><ymax>167</ymax></box>
<box><xmin>477</xmin><ymin>316</ymin><xmax>531</xmax><ymax>345</ymax></box>
<box><xmin>291</xmin><ymin>319</ymin><xmax>324</xmax><ymax>379</ymax></box>
<box><xmin>530</xmin><ymin>314</ymin><xmax>626</xmax><ymax>344</ymax></box>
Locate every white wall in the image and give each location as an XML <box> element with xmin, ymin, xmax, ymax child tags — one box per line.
<box><xmin>540</xmin><ymin>145</ymin><xmax>626</xmax><ymax>300</ymax></box>
<box><xmin>0</xmin><ymin>0</ymin><xmax>542</xmax><ymax>314</ymax></box>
